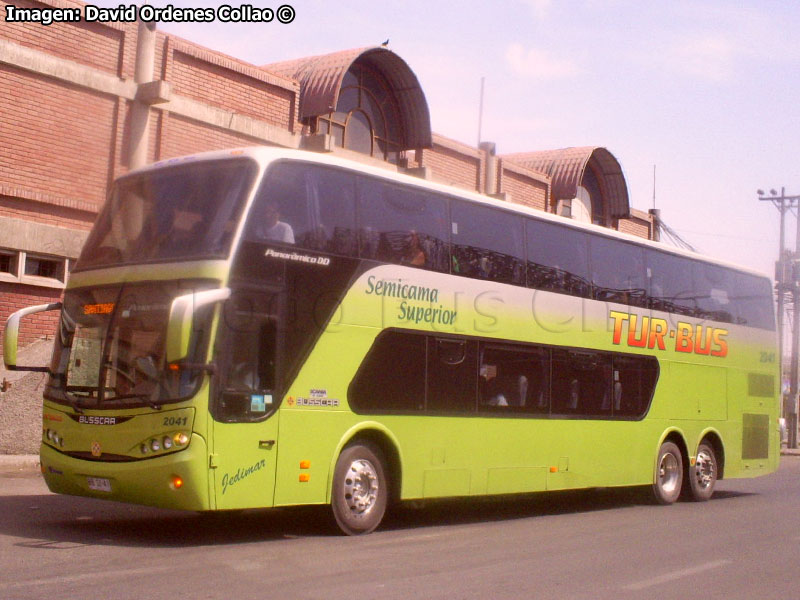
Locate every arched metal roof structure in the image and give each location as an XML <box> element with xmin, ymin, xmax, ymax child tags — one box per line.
<box><xmin>265</xmin><ymin>47</ymin><xmax>432</xmax><ymax>149</ymax></box>
<box><xmin>504</xmin><ymin>147</ymin><xmax>630</xmax><ymax>219</ymax></box>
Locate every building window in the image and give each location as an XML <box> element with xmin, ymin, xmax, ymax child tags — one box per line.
<box><xmin>582</xmin><ymin>166</ymin><xmax>606</xmax><ymax>226</ymax></box>
<box><xmin>0</xmin><ymin>250</ymin><xmax>17</xmax><ymax>276</ymax></box>
<box><xmin>0</xmin><ymin>250</ymin><xmax>68</xmax><ymax>287</ymax></box>
<box><xmin>315</xmin><ymin>62</ymin><xmax>405</xmax><ymax>163</ymax></box>
<box><xmin>24</xmin><ymin>255</ymin><xmax>64</xmax><ymax>281</ymax></box>
<box><xmin>25</xmin><ymin>256</ymin><xmax>58</xmax><ymax>279</ymax></box>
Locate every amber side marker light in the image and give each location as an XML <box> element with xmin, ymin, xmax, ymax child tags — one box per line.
<box><xmin>299</xmin><ymin>474</ymin><xmax>310</xmax><ymax>483</ymax></box>
<box><xmin>170</xmin><ymin>475</ymin><xmax>184</xmax><ymax>490</ymax></box>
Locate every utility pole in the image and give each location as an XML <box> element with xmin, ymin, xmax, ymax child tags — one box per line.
<box><xmin>759</xmin><ymin>187</ymin><xmax>800</xmax><ymax>448</ymax></box>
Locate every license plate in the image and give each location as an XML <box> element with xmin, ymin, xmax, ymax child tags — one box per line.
<box><xmin>87</xmin><ymin>477</ymin><xmax>112</xmax><ymax>492</ymax></box>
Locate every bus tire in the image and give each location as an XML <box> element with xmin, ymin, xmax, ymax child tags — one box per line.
<box><xmin>686</xmin><ymin>442</ymin><xmax>717</xmax><ymax>502</ymax></box>
<box><xmin>331</xmin><ymin>441</ymin><xmax>388</xmax><ymax>535</ymax></box>
<box><xmin>652</xmin><ymin>441</ymin><xmax>683</xmax><ymax>505</ymax></box>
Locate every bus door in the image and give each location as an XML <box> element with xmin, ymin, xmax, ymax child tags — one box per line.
<box><xmin>209</xmin><ymin>288</ymin><xmax>283</xmax><ymax>510</ymax></box>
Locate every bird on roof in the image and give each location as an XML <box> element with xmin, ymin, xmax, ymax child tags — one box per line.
<box><xmin>381</xmin><ymin>39</ymin><xmax>389</xmax><ymax>47</ymax></box>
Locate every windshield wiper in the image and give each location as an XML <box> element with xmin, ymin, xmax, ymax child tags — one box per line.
<box><xmin>102</xmin><ymin>393</ymin><xmax>163</xmax><ymax>410</ymax></box>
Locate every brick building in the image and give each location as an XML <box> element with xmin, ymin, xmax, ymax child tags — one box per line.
<box><xmin>0</xmin><ymin>0</ymin><xmax>654</xmax><ymax>350</ymax></box>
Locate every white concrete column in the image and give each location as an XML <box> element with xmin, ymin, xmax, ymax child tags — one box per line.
<box><xmin>129</xmin><ymin>19</ymin><xmax>157</xmax><ymax>170</ymax></box>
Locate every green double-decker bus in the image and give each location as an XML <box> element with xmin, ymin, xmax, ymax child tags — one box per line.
<box><xmin>3</xmin><ymin>147</ymin><xmax>779</xmax><ymax>534</ymax></box>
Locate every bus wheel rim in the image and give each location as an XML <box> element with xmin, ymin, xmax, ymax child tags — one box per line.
<box><xmin>343</xmin><ymin>459</ymin><xmax>379</xmax><ymax>516</ymax></box>
<box><xmin>694</xmin><ymin>449</ymin><xmax>715</xmax><ymax>489</ymax></box>
<box><xmin>658</xmin><ymin>452</ymin><xmax>680</xmax><ymax>494</ymax></box>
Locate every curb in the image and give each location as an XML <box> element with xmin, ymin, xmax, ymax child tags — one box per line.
<box><xmin>0</xmin><ymin>455</ymin><xmax>40</xmax><ymax>470</ymax></box>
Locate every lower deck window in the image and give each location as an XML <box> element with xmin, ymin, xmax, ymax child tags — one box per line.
<box><xmin>551</xmin><ymin>350</ymin><xmax>613</xmax><ymax>416</ymax></box>
<box><xmin>348</xmin><ymin>329</ymin><xmax>659</xmax><ymax>420</ymax></box>
<box><xmin>348</xmin><ymin>332</ymin><xmax>426</xmax><ymax>412</ymax></box>
<box><xmin>479</xmin><ymin>345</ymin><xmax>549</xmax><ymax>414</ymax></box>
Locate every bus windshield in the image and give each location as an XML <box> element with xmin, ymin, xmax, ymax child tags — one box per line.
<box><xmin>75</xmin><ymin>158</ymin><xmax>256</xmax><ymax>271</ymax></box>
<box><xmin>46</xmin><ymin>281</ymin><xmax>214</xmax><ymax>410</ymax></box>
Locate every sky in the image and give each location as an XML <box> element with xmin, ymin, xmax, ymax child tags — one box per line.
<box><xmin>91</xmin><ymin>0</ymin><xmax>800</xmax><ymax>278</ymax></box>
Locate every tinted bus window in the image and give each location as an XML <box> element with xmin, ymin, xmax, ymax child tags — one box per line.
<box><xmin>589</xmin><ymin>235</ymin><xmax>647</xmax><ymax>307</ymax></box>
<box><xmin>349</xmin><ymin>330</ymin><xmax>658</xmax><ymax>420</ymax></box>
<box><xmin>647</xmin><ymin>250</ymin><xmax>698</xmax><ymax>316</ymax></box>
<box><xmin>694</xmin><ymin>262</ymin><xmax>735</xmax><ymax>322</ymax></box>
<box><xmin>214</xmin><ymin>290</ymin><xmax>280</xmax><ymax>422</ymax></box>
<box><xmin>732</xmin><ymin>272</ymin><xmax>775</xmax><ymax>330</ymax></box>
<box><xmin>349</xmin><ymin>331</ymin><xmax>426</xmax><ymax>412</ymax></box>
<box><xmin>358</xmin><ymin>178</ymin><xmax>449</xmax><ymax>271</ymax></box>
<box><xmin>479</xmin><ymin>344</ymin><xmax>549</xmax><ymax>414</ymax></box>
<box><xmin>551</xmin><ymin>350</ymin><xmax>613</xmax><ymax>416</ymax></box>
<box><xmin>612</xmin><ymin>355</ymin><xmax>659</xmax><ymax>418</ymax></box>
<box><xmin>526</xmin><ymin>219</ymin><xmax>591</xmax><ymax>297</ymax></box>
<box><xmin>78</xmin><ymin>159</ymin><xmax>254</xmax><ymax>270</ymax></box>
<box><xmin>248</xmin><ymin>163</ymin><xmax>358</xmax><ymax>256</ymax></box>
<box><xmin>426</xmin><ymin>338</ymin><xmax>478</xmax><ymax>413</ymax></box>
<box><xmin>451</xmin><ymin>201</ymin><xmax>525</xmax><ymax>285</ymax></box>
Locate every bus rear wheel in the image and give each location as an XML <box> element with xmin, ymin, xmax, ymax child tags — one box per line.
<box><xmin>331</xmin><ymin>442</ymin><xmax>388</xmax><ymax>535</ymax></box>
<box><xmin>686</xmin><ymin>442</ymin><xmax>717</xmax><ymax>502</ymax></box>
<box><xmin>652</xmin><ymin>441</ymin><xmax>683</xmax><ymax>504</ymax></box>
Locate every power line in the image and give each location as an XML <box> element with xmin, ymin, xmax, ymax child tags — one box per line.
<box><xmin>656</xmin><ymin>218</ymin><xmax>697</xmax><ymax>252</ymax></box>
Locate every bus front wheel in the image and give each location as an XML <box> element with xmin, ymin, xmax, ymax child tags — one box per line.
<box><xmin>653</xmin><ymin>441</ymin><xmax>683</xmax><ymax>504</ymax></box>
<box><xmin>331</xmin><ymin>441</ymin><xmax>388</xmax><ymax>535</ymax></box>
<box><xmin>686</xmin><ymin>442</ymin><xmax>717</xmax><ymax>502</ymax></box>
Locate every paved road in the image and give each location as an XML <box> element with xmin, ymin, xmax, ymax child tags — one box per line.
<box><xmin>1</xmin><ymin>457</ymin><xmax>799</xmax><ymax>600</ymax></box>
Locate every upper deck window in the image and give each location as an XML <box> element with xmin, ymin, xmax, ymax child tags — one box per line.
<box><xmin>357</xmin><ymin>176</ymin><xmax>449</xmax><ymax>272</ymax></box>
<box><xmin>246</xmin><ymin>162</ymin><xmax>358</xmax><ymax>257</ymax></box>
<box><xmin>526</xmin><ymin>218</ymin><xmax>591</xmax><ymax>298</ymax></box>
<box><xmin>76</xmin><ymin>159</ymin><xmax>256</xmax><ymax>271</ymax></box>
<box><xmin>451</xmin><ymin>200</ymin><xmax>525</xmax><ymax>285</ymax></box>
<box><xmin>589</xmin><ymin>235</ymin><xmax>647</xmax><ymax>308</ymax></box>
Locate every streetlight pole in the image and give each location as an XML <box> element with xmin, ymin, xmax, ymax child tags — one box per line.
<box><xmin>759</xmin><ymin>187</ymin><xmax>800</xmax><ymax>448</ymax></box>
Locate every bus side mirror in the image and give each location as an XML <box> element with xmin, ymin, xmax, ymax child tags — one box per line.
<box><xmin>3</xmin><ymin>302</ymin><xmax>62</xmax><ymax>370</ymax></box>
<box><xmin>165</xmin><ymin>288</ymin><xmax>231</xmax><ymax>364</ymax></box>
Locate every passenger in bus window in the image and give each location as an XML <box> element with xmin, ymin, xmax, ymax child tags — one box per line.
<box><xmin>260</xmin><ymin>201</ymin><xmax>295</xmax><ymax>243</ymax></box>
<box><xmin>403</xmin><ymin>231</ymin><xmax>426</xmax><ymax>267</ymax></box>
<box><xmin>480</xmin><ymin>363</ymin><xmax>508</xmax><ymax>406</ymax></box>
<box><xmin>304</xmin><ymin>224</ymin><xmax>329</xmax><ymax>251</ymax></box>
<box><xmin>568</xmin><ymin>378</ymin><xmax>580</xmax><ymax>410</ymax></box>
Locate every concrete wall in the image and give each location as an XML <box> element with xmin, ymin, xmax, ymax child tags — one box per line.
<box><xmin>0</xmin><ymin>339</ymin><xmax>52</xmax><ymax>454</ymax></box>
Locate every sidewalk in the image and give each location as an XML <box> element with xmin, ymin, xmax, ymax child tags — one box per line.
<box><xmin>0</xmin><ymin>454</ymin><xmax>40</xmax><ymax>471</ymax></box>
